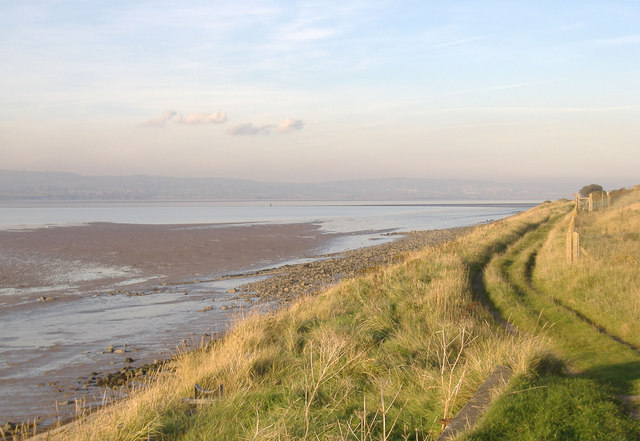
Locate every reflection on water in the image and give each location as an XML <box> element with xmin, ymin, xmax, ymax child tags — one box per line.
<box><xmin>0</xmin><ymin>200</ymin><xmax>536</xmax><ymax>232</ymax></box>
<box><xmin>0</xmin><ymin>274</ymin><xmax>271</xmax><ymax>426</ymax></box>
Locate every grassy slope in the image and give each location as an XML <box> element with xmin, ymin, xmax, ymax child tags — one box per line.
<box><xmin>465</xmin><ymin>191</ymin><xmax>640</xmax><ymax>440</ymax></box>
<box><xmin>60</xmin><ymin>203</ymin><xmax>563</xmax><ymax>441</ymax></box>
<box><xmin>54</xmin><ymin>193</ymin><xmax>640</xmax><ymax>441</ymax></box>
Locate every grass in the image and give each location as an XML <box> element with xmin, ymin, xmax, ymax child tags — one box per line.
<box><xmin>534</xmin><ymin>191</ymin><xmax>640</xmax><ymax>348</ymax></box>
<box><xmin>31</xmin><ymin>191</ymin><xmax>640</xmax><ymax>440</ymax></box>
<box><xmin>465</xmin><ymin>374</ymin><xmax>640</xmax><ymax>441</ymax></box>
<box><xmin>464</xmin><ymin>189</ymin><xmax>640</xmax><ymax>440</ymax></box>
<box><xmin>50</xmin><ymin>203</ymin><xmax>564</xmax><ymax>441</ymax></box>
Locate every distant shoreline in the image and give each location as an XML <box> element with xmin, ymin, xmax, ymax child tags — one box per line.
<box><xmin>0</xmin><ymin>170</ymin><xmax>573</xmax><ymax>201</ymax></box>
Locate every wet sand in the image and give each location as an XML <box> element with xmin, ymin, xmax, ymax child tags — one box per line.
<box><xmin>0</xmin><ymin>222</ymin><xmax>332</xmax><ymax>306</ymax></box>
<box><xmin>0</xmin><ymin>221</ymin><xmax>336</xmax><ymax>428</ymax></box>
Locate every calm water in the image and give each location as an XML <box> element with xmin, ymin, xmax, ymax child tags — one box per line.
<box><xmin>0</xmin><ymin>200</ymin><xmax>538</xmax><ymax>426</ymax></box>
<box><xmin>0</xmin><ymin>199</ymin><xmax>536</xmax><ymax>232</ymax></box>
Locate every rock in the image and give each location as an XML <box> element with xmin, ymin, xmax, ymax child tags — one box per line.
<box><xmin>226</xmin><ymin>288</ymin><xmax>237</xmax><ymax>293</ymax></box>
<box><xmin>106</xmin><ymin>345</ymin><xmax>114</xmax><ymax>353</ymax></box>
<box><xmin>125</xmin><ymin>357</ymin><xmax>134</xmax><ymax>363</ymax></box>
<box><xmin>114</xmin><ymin>349</ymin><xmax>125</xmax><ymax>354</ymax></box>
<box><xmin>2</xmin><ymin>422</ymin><xmax>17</xmax><ymax>432</ymax></box>
<box><xmin>220</xmin><ymin>305</ymin><xmax>228</xmax><ymax>310</ymax></box>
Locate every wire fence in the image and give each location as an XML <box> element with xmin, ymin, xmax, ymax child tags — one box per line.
<box><xmin>567</xmin><ymin>186</ymin><xmax>639</xmax><ymax>264</ymax></box>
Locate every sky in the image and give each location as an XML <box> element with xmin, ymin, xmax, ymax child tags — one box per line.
<box><xmin>1</xmin><ymin>1</ymin><xmax>639</xmax><ymax>187</ymax></box>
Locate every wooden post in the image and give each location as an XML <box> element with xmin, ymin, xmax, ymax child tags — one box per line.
<box><xmin>572</xmin><ymin>231</ymin><xmax>580</xmax><ymax>262</ymax></box>
<box><xmin>589</xmin><ymin>193</ymin><xmax>593</xmax><ymax>212</ymax></box>
<box><xmin>567</xmin><ymin>210</ymin><xmax>576</xmax><ymax>264</ymax></box>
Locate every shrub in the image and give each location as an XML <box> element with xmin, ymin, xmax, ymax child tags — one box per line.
<box><xmin>579</xmin><ymin>184</ymin><xmax>603</xmax><ymax>197</ymax></box>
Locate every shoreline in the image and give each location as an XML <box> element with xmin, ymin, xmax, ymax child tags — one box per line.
<box><xmin>0</xmin><ymin>221</ymin><xmax>475</xmax><ymax>432</ymax></box>
<box><xmin>0</xmin><ymin>221</ymin><xmax>340</xmax><ymax>430</ymax></box>
<box><xmin>6</xmin><ymin>224</ymin><xmax>478</xmax><ymax>438</ymax></box>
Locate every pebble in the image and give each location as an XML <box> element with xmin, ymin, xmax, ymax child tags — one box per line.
<box><xmin>232</xmin><ymin>227</ymin><xmax>470</xmax><ymax>303</ymax></box>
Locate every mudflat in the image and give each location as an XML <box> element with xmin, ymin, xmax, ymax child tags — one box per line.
<box><xmin>0</xmin><ymin>221</ymin><xmax>331</xmax><ymax>306</ymax></box>
<box><xmin>0</xmin><ymin>221</ymin><xmax>471</xmax><ymax>430</ymax></box>
<box><xmin>0</xmin><ymin>221</ymin><xmax>334</xmax><ymax>428</ymax></box>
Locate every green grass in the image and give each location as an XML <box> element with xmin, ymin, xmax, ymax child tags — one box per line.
<box><xmin>465</xmin><ymin>191</ymin><xmax>640</xmax><ymax>440</ymax></box>
<box><xmin>465</xmin><ymin>373</ymin><xmax>640</xmax><ymax>441</ymax></box>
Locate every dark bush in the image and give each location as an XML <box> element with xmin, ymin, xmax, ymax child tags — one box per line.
<box><xmin>579</xmin><ymin>184</ymin><xmax>603</xmax><ymax>197</ymax></box>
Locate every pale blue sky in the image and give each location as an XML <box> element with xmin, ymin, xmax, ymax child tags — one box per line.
<box><xmin>1</xmin><ymin>1</ymin><xmax>639</xmax><ymax>186</ymax></box>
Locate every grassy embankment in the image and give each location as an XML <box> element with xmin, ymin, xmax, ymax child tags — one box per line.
<box><xmin>32</xmin><ymin>192</ymin><xmax>640</xmax><ymax>440</ymax></box>
<box><xmin>465</xmin><ymin>189</ymin><xmax>640</xmax><ymax>440</ymax></box>
<box><xmin>48</xmin><ymin>202</ymin><xmax>565</xmax><ymax>441</ymax></box>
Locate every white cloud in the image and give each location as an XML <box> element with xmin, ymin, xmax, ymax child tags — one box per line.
<box><xmin>432</xmin><ymin>36</ymin><xmax>484</xmax><ymax>48</ymax></box>
<box><xmin>175</xmin><ymin>112</ymin><xmax>228</xmax><ymax>124</ymax></box>
<box><xmin>281</xmin><ymin>27</ymin><xmax>338</xmax><ymax>42</ymax></box>
<box><xmin>452</xmin><ymin>79</ymin><xmax>558</xmax><ymax>95</ymax></box>
<box><xmin>277</xmin><ymin>118</ymin><xmax>305</xmax><ymax>133</ymax></box>
<box><xmin>140</xmin><ymin>111</ymin><xmax>177</xmax><ymax>128</ymax></box>
<box><xmin>226</xmin><ymin>123</ymin><xmax>274</xmax><ymax>136</ymax></box>
<box><xmin>595</xmin><ymin>34</ymin><xmax>640</xmax><ymax>46</ymax></box>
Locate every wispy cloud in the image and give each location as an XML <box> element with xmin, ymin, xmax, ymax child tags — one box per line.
<box><xmin>439</xmin><ymin>105</ymin><xmax>640</xmax><ymax>114</ymax></box>
<box><xmin>548</xmin><ymin>23</ymin><xmax>586</xmax><ymax>33</ymax></box>
<box><xmin>277</xmin><ymin>118</ymin><xmax>305</xmax><ymax>133</ymax></box>
<box><xmin>453</xmin><ymin>79</ymin><xmax>558</xmax><ymax>95</ymax></box>
<box><xmin>140</xmin><ymin>110</ymin><xmax>177</xmax><ymax>128</ymax></box>
<box><xmin>595</xmin><ymin>34</ymin><xmax>640</xmax><ymax>46</ymax></box>
<box><xmin>281</xmin><ymin>27</ymin><xmax>338</xmax><ymax>42</ymax></box>
<box><xmin>175</xmin><ymin>112</ymin><xmax>227</xmax><ymax>124</ymax></box>
<box><xmin>226</xmin><ymin>118</ymin><xmax>305</xmax><ymax>136</ymax></box>
<box><xmin>432</xmin><ymin>36</ymin><xmax>484</xmax><ymax>48</ymax></box>
<box><xmin>141</xmin><ymin>111</ymin><xmax>227</xmax><ymax>127</ymax></box>
<box><xmin>226</xmin><ymin>123</ymin><xmax>274</xmax><ymax>136</ymax></box>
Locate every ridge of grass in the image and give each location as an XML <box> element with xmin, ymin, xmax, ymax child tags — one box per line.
<box><xmin>50</xmin><ymin>203</ymin><xmax>566</xmax><ymax>441</ymax></box>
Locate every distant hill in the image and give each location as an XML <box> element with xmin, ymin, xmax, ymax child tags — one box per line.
<box><xmin>0</xmin><ymin>170</ymin><xmax>576</xmax><ymax>201</ymax></box>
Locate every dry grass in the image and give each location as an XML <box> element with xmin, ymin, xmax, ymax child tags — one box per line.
<box><xmin>534</xmin><ymin>190</ymin><xmax>640</xmax><ymax>348</ymax></box>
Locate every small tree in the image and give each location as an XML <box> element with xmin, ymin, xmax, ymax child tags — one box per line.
<box><xmin>579</xmin><ymin>184</ymin><xmax>603</xmax><ymax>197</ymax></box>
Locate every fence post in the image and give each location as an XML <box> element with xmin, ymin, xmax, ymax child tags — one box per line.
<box><xmin>567</xmin><ymin>208</ymin><xmax>576</xmax><ymax>264</ymax></box>
<box><xmin>572</xmin><ymin>231</ymin><xmax>580</xmax><ymax>262</ymax></box>
<box><xmin>589</xmin><ymin>193</ymin><xmax>593</xmax><ymax>212</ymax></box>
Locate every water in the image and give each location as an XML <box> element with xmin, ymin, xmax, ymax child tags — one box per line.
<box><xmin>0</xmin><ymin>200</ymin><xmax>538</xmax><ymax>426</ymax></box>
<box><xmin>0</xmin><ymin>199</ymin><xmax>534</xmax><ymax>239</ymax></box>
